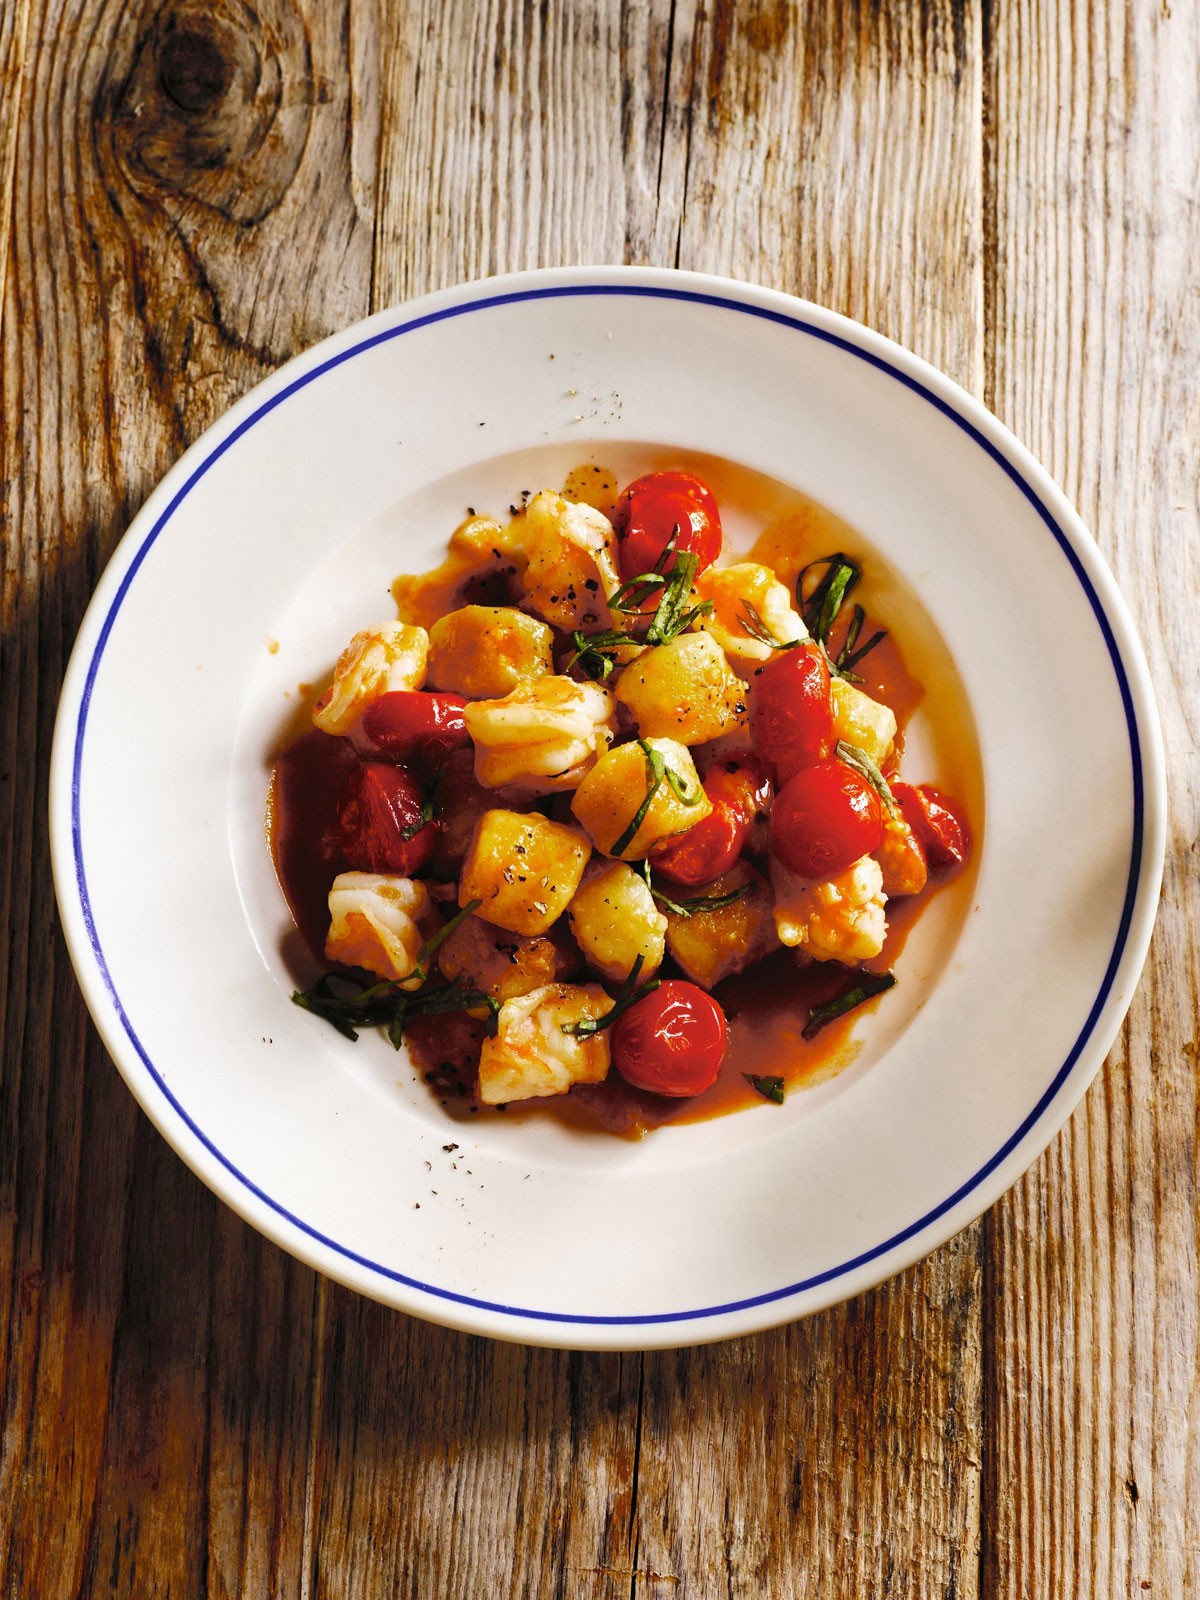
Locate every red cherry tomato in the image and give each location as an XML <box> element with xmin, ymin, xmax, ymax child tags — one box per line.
<box><xmin>359</xmin><ymin>690</ymin><xmax>469</xmax><ymax>764</ymax></box>
<box><xmin>747</xmin><ymin>643</ymin><xmax>834</xmax><ymax>782</ymax></box>
<box><xmin>650</xmin><ymin>759</ymin><xmax>771</xmax><ymax>886</ymax></box>
<box><xmin>611</xmin><ymin>982</ymin><xmax>728</xmax><ymax>1097</ymax></box>
<box><xmin>330</xmin><ymin>762</ymin><xmax>436</xmax><ymax>875</ymax></box>
<box><xmin>770</xmin><ymin>759</ymin><xmax>882</xmax><ymax>879</ymax></box>
<box><xmin>893</xmin><ymin>783</ymin><xmax>970</xmax><ymax>873</ymax></box>
<box><xmin>614</xmin><ymin>471</ymin><xmax>723</xmax><ymax>582</ymax></box>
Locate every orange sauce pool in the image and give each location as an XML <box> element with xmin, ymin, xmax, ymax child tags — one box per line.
<box><xmin>269</xmin><ymin>471</ymin><xmax>980</xmax><ymax>1139</ymax></box>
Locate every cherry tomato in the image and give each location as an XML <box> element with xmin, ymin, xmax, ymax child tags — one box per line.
<box><xmin>330</xmin><ymin>762</ymin><xmax>436</xmax><ymax>875</ymax></box>
<box><xmin>611</xmin><ymin>982</ymin><xmax>728</xmax><ymax>1097</ymax></box>
<box><xmin>893</xmin><ymin>783</ymin><xmax>970</xmax><ymax>873</ymax></box>
<box><xmin>770</xmin><ymin>759</ymin><xmax>882</xmax><ymax>879</ymax></box>
<box><xmin>359</xmin><ymin>690</ymin><xmax>469</xmax><ymax>764</ymax></box>
<box><xmin>614</xmin><ymin>470</ymin><xmax>723</xmax><ymax>582</ymax></box>
<box><xmin>650</xmin><ymin>759</ymin><xmax>771</xmax><ymax>886</ymax></box>
<box><xmin>747</xmin><ymin>643</ymin><xmax>834</xmax><ymax>782</ymax></box>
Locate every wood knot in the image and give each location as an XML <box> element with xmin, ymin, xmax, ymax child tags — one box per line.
<box><xmin>101</xmin><ymin>0</ymin><xmax>314</xmax><ymax>225</ymax></box>
<box><xmin>158</xmin><ymin>26</ymin><xmax>234</xmax><ymax>114</ymax></box>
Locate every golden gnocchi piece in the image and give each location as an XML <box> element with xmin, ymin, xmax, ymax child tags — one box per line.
<box><xmin>464</xmin><ymin>676</ymin><xmax>616</xmax><ymax>795</ymax></box>
<box><xmin>393</xmin><ymin>515</ymin><xmax>527</xmax><ymax>631</ymax></box>
<box><xmin>459</xmin><ymin>809</ymin><xmax>592</xmax><ymax>935</ymax></box>
<box><xmin>614</xmin><ymin>631</ymin><xmax>748</xmax><ymax>744</ymax></box>
<box><xmin>830</xmin><ymin>677</ymin><xmax>897</xmax><ymax>769</ymax></box>
<box><xmin>477</xmin><ymin>983</ymin><xmax>614</xmax><ymax>1104</ymax></box>
<box><xmin>521</xmin><ymin>491</ymin><xmax>625</xmax><ymax>633</ymax></box>
<box><xmin>696</xmin><ymin>562</ymin><xmax>807</xmax><ymax>668</ymax></box>
<box><xmin>663</xmin><ymin>862</ymin><xmax>779</xmax><ymax>988</ymax></box>
<box><xmin>436</xmin><ymin>913</ymin><xmax>578</xmax><ymax>1001</ymax></box>
<box><xmin>570</xmin><ymin>737</ymin><xmax>711</xmax><ymax>860</ymax></box>
<box><xmin>568</xmin><ymin>859</ymin><xmax>668</xmax><ymax>983</ymax></box>
<box><xmin>323</xmin><ymin>873</ymin><xmax>437</xmax><ymax>987</ymax></box>
<box><xmin>312</xmin><ymin>622</ymin><xmax>429</xmax><ymax>735</ymax></box>
<box><xmin>770</xmin><ymin>854</ymin><xmax>888</xmax><ymax>964</ymax></box>
<box><xmin>426</xmin><ymin>605</ymin><xmax>555</xmax><ymax>699</ymax></box>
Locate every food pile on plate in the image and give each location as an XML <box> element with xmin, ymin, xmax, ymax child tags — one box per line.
<box><xmin>273</xmin><ymin>469</ymin><xmax>969</xmax><ymax>1125</ymax></box>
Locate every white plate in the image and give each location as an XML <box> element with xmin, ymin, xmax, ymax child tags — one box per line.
<box><xmin>50</xmin><ymin>268</ymin><xmax>1165</xmax><ymax>1348</ymax></box>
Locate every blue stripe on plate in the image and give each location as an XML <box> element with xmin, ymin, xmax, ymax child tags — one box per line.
<box><xmin>71</xmin><ymin>283</ymin><xmax>1145</xmax><ymax>1326</ymax></box>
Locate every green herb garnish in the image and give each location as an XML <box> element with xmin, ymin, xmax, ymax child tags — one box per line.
<box><xmin>797</xmin><ymin>552</ymin><xmax>887</xmax><ymax>675</ymax></box>
<box><xmin>801</xmin><ymin>971</ymin><xmax>896</xmax><ymax>1041</ymax></box>
<box><xmin>415</xmin><ymin>898</ymin><xmax>482</xmax><ymax>973</ymax></box>
<box><xmin>835</xmin><ymin>740</ymin><xmax>901</xmax><ymax>819</ymax></box>
<box><xmin>566</xmin><ymin>541</ymin><xmax>713</xmax><ymax>681</ymax></box>
<box><xmin>743</xmin><ymin>1074</ymin><xmax>785</xmax><ymax>1104</ymax></box>
<box><xmin>292</xmin><ymin>970</ymin><xmax>498</xmax><ymax>1048</ymax></box>
<box><xmin>562</xmin><ymin>953</ymin><xmax>661</xmax><ymax>1038</ymax></box>
<box><xmin>836</xmin><ymin>603</ymin><xmax>887</xmax><ymax>675</ymax></box>
<box><xmin>399</xmin><ymin>789</ymin><xmax>436</xmax><ymax>841</ymax></box>
<box><xmin>738</xmin><ymin>600</ymin><xmax>800</xmax><ymax>651</ymax></box>
<box><xmin>641</xmin><ymin>858</ymin><xmax>752</xmax><ymax>918</ymax></box>
<box><xmin>611</xmin><ymin>740</ymin><xmax>703</xmax><ymax>857</ymax></box>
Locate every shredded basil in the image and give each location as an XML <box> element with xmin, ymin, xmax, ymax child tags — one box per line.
<box><xmin>797</xmin><ymin>552</ymin><xmax>887</xmax><ymax>676</ymax></box>
<box><xmin>292</xmin><ymin>971</ymin><xmax>498</xmax><ymax>1048</ymax></box>
<box><xmin>835</xmin><ymin>740</ymin><xmax>901</xmax><ymax>819</ymax></box>
<box><xmin>561</xmin><ymin>953</ymin><xmax>661</xmax><ymax>1038</ymax></box>
<box><xmin>611</xmin><ymin>741</ymin><xmax>702</xmax><ymax>857</ymax></box>
<box><xmin>641</xmin><ymin>858</ymin><xmax>751</xmax><ymax>919</ymax></box>
<box><xmin>743</xmin><ymin>1074</ymin><xmax>785</xmax><ymax>1105</ymax></box>
<box><xmin>801</xmin><ymin>971</ymin><xmax>896</xmax><ymax>1041</ymax></box>
<box><xmin>738</xmin><ymin>600</ymin><xmax>800</xmax><ymax>651</ymax></box>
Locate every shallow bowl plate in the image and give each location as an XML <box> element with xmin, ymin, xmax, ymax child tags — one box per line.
<box><xmin>50</xmin><ymin>268</ymin><xmax>1165</xmax><ymax>1348</ymax></box>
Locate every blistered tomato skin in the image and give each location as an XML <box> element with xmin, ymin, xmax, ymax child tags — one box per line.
<box><xmin>893</xmin><ymin>783</ymin><xmax>970</xmax><ymax>873</ymax></box>
<box><xmin>330</xmin><ymin>762</ymin><xmax>436</xmax><ymax>876</ymax></box>
<box><xmin>614</xmin><ymin>471</ymin><xmax>723</xmax><ymax>581</ymax></box>
<box><xmin>747</xmin><ymin>644</ymin><xmax>834</xmax><ymax>783</ymax></box>
<box><xmin>359</xmin><ymin>690</ymin><xmax>470</xmax><ymax>764</ymax></box>
<box><xmin>770</xmin><ymin>760</ymin><xmax>883</xmax><ymax>880</ymax></box>
<box><xmin>611</xmin><ymin>982</ymin><xmax>729</xmax><ymax>1097</ymax></box>
<box><xmin>650</xmin><ymin>760</ymin><xmax>770</xmax><ymax>887</ymax></box>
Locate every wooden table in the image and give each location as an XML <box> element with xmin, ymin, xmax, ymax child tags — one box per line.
<box><xmin>2</xmin><ymin>2</ymin><xmax>1195</xmax><ymax>1593</ymax></box>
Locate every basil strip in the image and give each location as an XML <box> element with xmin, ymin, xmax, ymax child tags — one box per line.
<box><xmin>801</xmin><ymin>971</ymin><xmax>896</xmax><ymax>1041</ymax></box>
<box><xmin>835</xmin><ymin>739</ymin><xmax>901</xmax><ymax>819</ymax></box>
<box><xmin>611</xmin><ymin>741</ymin><xmax>666</xmax><ymax>856</ymax></box>
<box><xmin>743</xmin><ymin>1074</ymin><xmax>785</xmax><ymax>1105</ymax></box>
<box><xmin>417</xmin><ymin>898</ymin><xmax>482</xmax><ymax>968</ymax></box>
<box><xmin>562</xmin><ymin>953</ymin><xmax>661</xmax><ymax>1038</ymax></box>
<box><xmin>292</xmin><ymin>971</ymin><xmax>497</xmax><ymax>1048</ymax></box>
<box><xmin>738</xmin><ymin>600</ymin><xmax>799</xmax><ymax>651</ymax></box>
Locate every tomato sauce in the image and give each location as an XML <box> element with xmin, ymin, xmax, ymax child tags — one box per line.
<box><xmin>269</xmin><ymin>728</ymin><xmax>358</xmax><ymax>962</ymax></box>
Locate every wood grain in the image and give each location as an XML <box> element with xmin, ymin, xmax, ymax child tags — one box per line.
<box><xmin>0</xmin><ymin>0</ymin><xmax>375</xmax><ymax>1593</ymax></box>
<box><xmin>0</xmin><ymin>0</ymin><xmax>32</xmax><ymax>340</ymax></box>
<box><xmin>982</xmin><ymin>3</ymin><xmax>1200</xmax><ymax>1596</ymax></box>
<box><xmin>1</xmin><ymin>0</ymin><xmax>1194</xmax><ymax>1595</ymax></box>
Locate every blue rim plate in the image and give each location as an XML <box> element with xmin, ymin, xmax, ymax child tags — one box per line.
<box><xmin>50</xmin><ymin>268</ymin><xmax>1165</xmax><ymax>1347</ymax></box>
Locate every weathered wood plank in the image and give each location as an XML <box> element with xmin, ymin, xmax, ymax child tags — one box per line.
<box><xmin>371</xmin><ymin>0</ymin><xmax>682</xmax><ymax>308</ymax></box>
<box><xmin>0</xmin><ymin>0</ymin><xmax>32</xmax><ymax>342</ymax></box>
<box><xmin>628</xmin><ymin>5</ymin><xmax>986</xmax><ymax>1596</ymax></box>
<box><xmin>983</xmin><ymin>3</ymin><xmax>1200</xmax><ymax>1596</ymax></box>
<box><xmin>0</xmin><ymin>1</ymin><xmax>377</xmax><ymax>1594</ymax></box>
